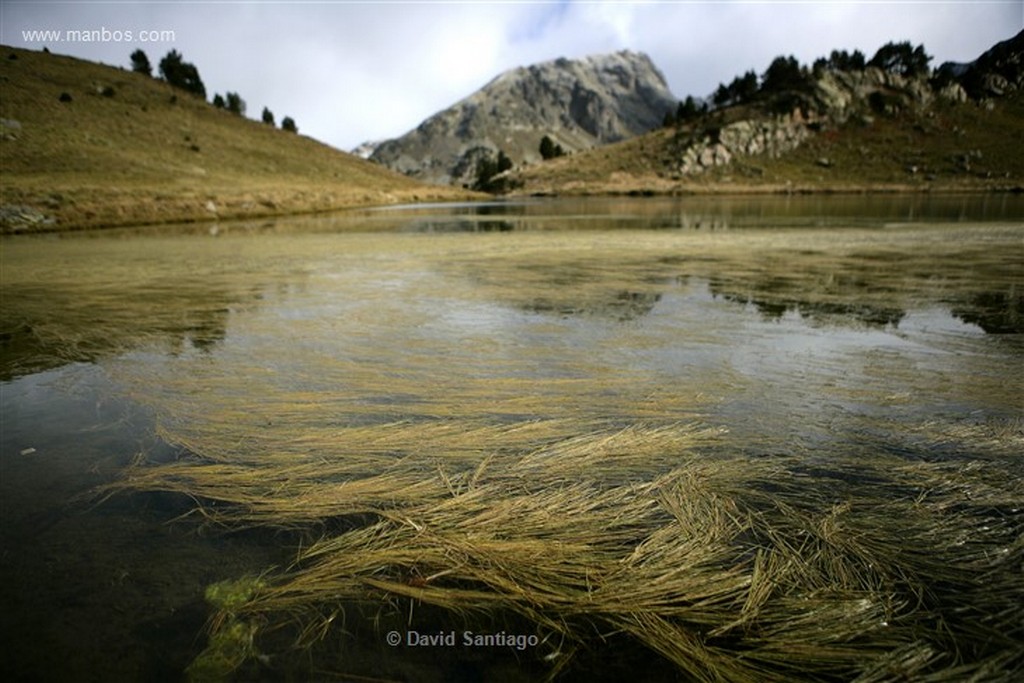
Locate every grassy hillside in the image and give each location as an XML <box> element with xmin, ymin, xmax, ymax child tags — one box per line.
<box><xmin>511</xmin><ymin>86</ymin><xmax>1024</xmax><ymax>196</ymax></box>
<box><xmin>0</xmin><ymin>46</ymin><xmax>477</xmax><ymax>232</ymax></box>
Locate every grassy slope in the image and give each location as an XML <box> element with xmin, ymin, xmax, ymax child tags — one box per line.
<box><xmin>0</xmin><ymin>46</ymin><xmax>477</xmax><ymax>231</ymax></box>
<box><xmin>512</xmin><ymin>89</ymin><xmax>1024</xmax><ymax>196</ymax></box>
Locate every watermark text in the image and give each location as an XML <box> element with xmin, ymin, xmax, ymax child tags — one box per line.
<box><xmin>21</xmin><ymin>27</ymin><xmax>176</xmax><ymax>44</ymax></box>
<box><xmin>387</xmin><ymin>629</ymin><xmax>539</xmax><ymax>651</ymax></box>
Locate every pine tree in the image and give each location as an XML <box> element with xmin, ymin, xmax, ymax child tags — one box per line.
<box><xmin>497</xmin><ymin>150</ymin><xmax>513</xmax><ymax>173</ymax></box>
<box><xmin>539</xmin><ymin>135</ymin><xmax>565</xmax><ymax>160</ymax></box>
<box><xmin>869</xmin><ymin>41</ymin><xmax>931</xmax><ymax>77</ymax></box>
<box><xmin>677</xmin><ymin>95</ymin><xmax>700</xmax><ymax>122</ymax></box>
<box><xmin>130</xmin><ymin>49</ymin><xmax>152</xmax><ymax>77</ymax></box>
<box><xmin>712</xmin><ymin>83</ymin><xmax>731</xmax><ymax>107</ymax></box>
<box><xmin>225</xmin><ymin>92</ymin><xmax>246</xmax><ymax>116</ymax></box>
<box><xmin>761</xmin><ymin>55</ymin><xmax>805</xmax><ymax>94</ymax></box>
<box><xmin>473</xmin><ymin>149</ymin><xmax>514</xmax><ymax>192</ymax></box>
<box><xmin>159</xmin><ymin>49</ymin><xmax>206</xmax><ymax>99</ymax></box>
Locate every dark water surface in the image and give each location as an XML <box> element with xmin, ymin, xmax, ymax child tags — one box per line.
<box><xmin>2</xmin><ymin>195</ymin><xmax>1022</xmax><ymax>681</ymax></box>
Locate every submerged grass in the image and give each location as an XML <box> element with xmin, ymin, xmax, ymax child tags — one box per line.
<box><xmin>102</xmin><ymin>415</ymin><xmax>1023</xmax><ymax>681</ymax></box>
<box><xmin>14</xmin><ymin>220</ymin><xmax>1020</xmax><ymax>680</ymax></box>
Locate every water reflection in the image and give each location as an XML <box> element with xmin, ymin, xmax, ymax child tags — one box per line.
<box><xmin>0</xmin><ymin>236</ymin><xmax>302</xmax><ymax>380</ymax></box>
<box><xmin>1</xmin><ymin>197</ymin><xmax>1021</xmax><ymax>683</ymax></box>
<box><xmin>403</xmin><ymin>218</ymin><xmax>516</xmax><ymax>232</ymax></box>
<box><xmin>713</xmin><ymin>286</ymin><xmax>907</xmax><ymax>328</ymax></box>
<box><xmin>362</xmin><ymin>193</ymin><xmax>1024</xmax><ymax>232</ymax></box>
<box><xmin>448</xmin><ymin>231</ymin><xmax>1021</xmax><ymax>336</ymax></box>
<box><xmin>952</xmin><ymin>289</ymin><xmax>1024</xmax><ymax>334</ymax></box>
<box><xmin>0</xmin><ymin>282</ymin><xmax>246</xmax><ymax>380</ymax></box>
<box><xmin>4</xmin><ymin>198</ymin><xmax>1020</xmax><ymax>384</ymax></box>
<box><xmin>527</xmin><ymin>290</ymin><xmax>663</xmax><ymax>321</ymax></box>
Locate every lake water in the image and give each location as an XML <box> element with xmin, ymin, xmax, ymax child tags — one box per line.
<box><xmin>1</xmin><ymin>195</ymin><xmax>1022</xmax><ymax>681</ymax></box>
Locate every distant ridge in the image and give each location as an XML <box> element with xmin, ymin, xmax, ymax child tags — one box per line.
<box><xmin>369</xmin><ymin>50</ymin><xmax>678</xmax><ymax>186</ymax></box>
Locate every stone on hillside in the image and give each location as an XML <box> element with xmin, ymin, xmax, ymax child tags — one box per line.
<box><xmin>0</xmin><ymin>205</ymin><xmax>55</xmax><ymax>233</ymax></box>
<box><xmin>938</xmin><ymin>82</ymin><xmax>968</xmax><ymax>103</ymax></box>
<box><xmin>0</xmin><ymin>118</ymin><xmax>21</xmax><ymax>141</ymax></box>
<box><xmin>982</xmin><ymin>73</ymin><xmax>1009</xmax><ymax>96</ymax></box>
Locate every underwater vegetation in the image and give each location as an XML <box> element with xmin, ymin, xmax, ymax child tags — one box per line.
<box><xmin>90</xmin><ymin>227</ymin><xmax>1020</xmax><ymax>681</ymax></box>
<box><xmin>109</xmin><ymin>416</ymin><xmax>1022</xmax><ymax>682</ymax></box>
<box><xmin>5</xmin><ymin>205</ymin><xmax>1020</xmax><ymax>680</ymax></box>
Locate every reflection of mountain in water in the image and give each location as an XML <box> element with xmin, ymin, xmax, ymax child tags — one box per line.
<box><xmin>403</xmin><ymin>219</ymin><xmax>515</xmax><ymax>233</ymax></box>
<box><xmin>952</xmin><ymin>290</ymin><xmax>1024</xmax><ymax>334</ymax></box>
<box><xmin>713</xmin><ymin>284</ymin><xmax>906</xmax><ymax>328</ymax></box>
<box><xmin>450</xmin><ymin>254</ymin><xmax>672</xmax><ymax>322</ymax></box>
<box><xmin>458</xmin><ymin>249</ymin><xmax>1021</xmax><ymax>335</ymax></box>
<box><xmin>527</xmin><ymin>291</ymin><xmax>662</xmax><ymax>322</ymax></box>
<box><xmin>707</xmin><ymin>280</ymin><xmax>1022</xmax><ymax>335</ymax></box>
<box><xmin>1</xmin><ymin>285</ymin><xmax>242</xmax><ymax>380</ymax></box>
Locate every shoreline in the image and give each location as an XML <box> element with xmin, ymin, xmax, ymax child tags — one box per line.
<box><xmin>516</xmin><ymin>182</ymin><xmax>1024</xmax><ymax>199</ymax></box>
<box><xmin>0</xmin><ymin>184</ymin><xmax>481</xmax><ymax>235</ymax></box>
<box><xmin>3</xmin><ymin>182</ymin><xmax>1021</xmax><ymax>235</ymax></box>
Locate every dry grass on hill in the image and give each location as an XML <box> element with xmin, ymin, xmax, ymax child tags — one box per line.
<box><xmin>0</xmin><ymin>46</ymin><xmax>477</xmax><ymax>231</ymax></box>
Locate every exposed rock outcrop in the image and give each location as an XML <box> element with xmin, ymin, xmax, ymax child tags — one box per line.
<box><xmin>370</xmin><ymin>51</ymin><xmax>677</xmax><ymax>186</ymax></box>
<box><xmin>662</xmin><ymin>31</ymin><xmax>1023</xmax><ymax>180</ymax></box>
<box><xmin>667</xmin><ymin>113</ymin><xmax>811</xmax><ymax>177</ymax></box>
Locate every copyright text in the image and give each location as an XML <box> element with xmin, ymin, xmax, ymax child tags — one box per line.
<box><xmin>387</xmin><ymin>629</ymin><xmax>539</xmax><ymax>650</ymax></box>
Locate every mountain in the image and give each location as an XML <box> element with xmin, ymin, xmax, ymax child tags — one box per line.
<box><xmin>0</xmin><ymin>46</ymin><xmax>474</xmax><ymax>232</ymax></box>
<box><xmin>369</xmin><ymin>50</ymin><xmax>678</xmax><ymax>186</ymax></box>
<box><xmin>508</xmin><ymin>31</ymin><xmax>1024</xmax><ymax>195</ymax></box>
<box><xmin>936</xmin><ymin>29</ymin><xmax>1024</xmax><ymax>99</ymax></box>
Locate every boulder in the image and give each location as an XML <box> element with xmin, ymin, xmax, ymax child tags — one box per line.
<box><xmin>0</xmin><ymin>118</ymin><xmax>21</xmax><ymax>140</ymax></box>
<box><xmin>938</xmin><ymin>83</ymin><xmax>968</xmax><ymax>103</ymax></box>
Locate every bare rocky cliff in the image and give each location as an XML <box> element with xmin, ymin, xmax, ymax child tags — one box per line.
<box><xmin>368</xmin><ymin>50</ymin><xmax>677</xmax><ymax>186</ymax></box>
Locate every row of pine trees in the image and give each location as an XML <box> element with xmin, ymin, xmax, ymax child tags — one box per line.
<box><xmin>129</xmin><ymin>49</ymin><xmax>297</xmax><ymax>133</ymax></box>
<box><xmin>703</xmin><ymin>41</ymin><xmax>933</xmax><ymax>115</ymax></box>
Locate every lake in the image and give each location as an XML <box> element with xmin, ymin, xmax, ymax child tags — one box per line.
<box><xmin>2</xmin><ymin>195</ymin><xmax>1022</xmax><ymax>682</ymax></box>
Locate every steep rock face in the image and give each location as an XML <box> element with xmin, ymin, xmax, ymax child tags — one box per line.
<box><xmin>370</xmin><ymin>51</ymin><xmax>677</xmax><ymax>186</ymax></box>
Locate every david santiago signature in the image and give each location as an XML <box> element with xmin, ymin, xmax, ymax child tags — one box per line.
<box><xmin>387</xmin><ymin>630</ymin><xmax>539</xmax><ymax>651</ymax></box>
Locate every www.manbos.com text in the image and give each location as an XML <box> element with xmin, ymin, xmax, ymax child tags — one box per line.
<box><xmin>21</xmin><ymin>27</ymin><xmax>176</xmax><ymax>44</ymax></box>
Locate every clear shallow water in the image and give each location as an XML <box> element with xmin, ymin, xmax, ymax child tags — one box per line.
<box><xmin>1</xmin><ymin>195</ymin><xmax>1022</xmax><ymax>681</ymax></box>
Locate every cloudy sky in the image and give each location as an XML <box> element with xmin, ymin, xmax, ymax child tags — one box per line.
<box><xmin>2</xmin><ymin>1</ymin><xmax>1021</xmax><ymax>151</ymax></box>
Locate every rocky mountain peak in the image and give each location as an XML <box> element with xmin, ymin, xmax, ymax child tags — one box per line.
<box><xmin>369</xmin><ymin>50</ymin><xmax>677</xmax><ymax>186</ymax></box>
